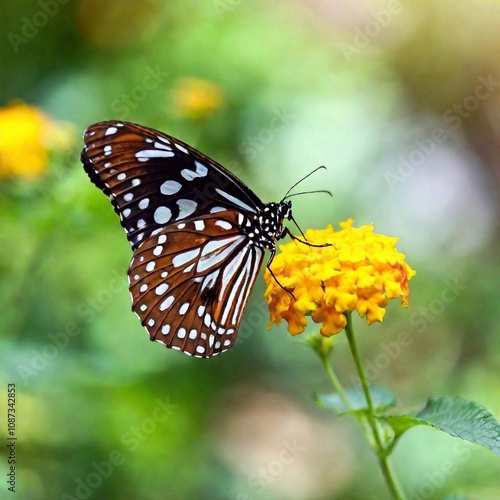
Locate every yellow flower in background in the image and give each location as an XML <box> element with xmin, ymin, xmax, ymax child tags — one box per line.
<box><xmin>172</xmin><ymin>77</ymin><xmax>224</xmax><ymax>120</ymax></box>
<box><xmin>265</xmin><ymin>219</ymin><xmax>416</xmax><ymax>337</ymax></box>
<box><xmin>0</xmin><ymin>102</ymin><xmax>73</xmax><ymax>180</ymax></box>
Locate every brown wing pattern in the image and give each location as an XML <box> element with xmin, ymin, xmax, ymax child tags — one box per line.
<box><xmin>82</xmin><ymin>121</ymin><xmax>263</xmax><ymax>251</ymax></box>
<box><xmin>128</xmin><ymin>210</ymin><xmax>264</xmax><ymax>358</ymax></box>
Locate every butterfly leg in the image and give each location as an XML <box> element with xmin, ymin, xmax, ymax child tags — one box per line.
<box><xmin>284</xmin><ymin>227</ymin><xmax>331</xmax><ymax>248</ymax></box>
<box><xmin>266</xmin><ymin>247</ymin><xmax>296</xmax><ymax>301</ymax></box>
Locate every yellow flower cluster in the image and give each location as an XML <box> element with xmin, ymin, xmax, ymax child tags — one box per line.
<box><xmin>0</xmin><ymin>102</ymin><xmax>70</xmax><ymax>180</ymax></box>
<box><xmin>172</xmin><ymin>78</ymin><xmax>224</xmax><ymax>120</ymax></box>
<box><xmin>264</xmin><ymin>220</ymin><xmax>416</xmax><ymax>337</ymax></box>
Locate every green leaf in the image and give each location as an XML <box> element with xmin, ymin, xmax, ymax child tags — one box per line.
<box><xmin>315</xmin><ymin>386</ymin><xmax>397</xmax><ymax>415</ymax></box>
<box><xmin>383</xmin><ymin>396</ymin><xmax>500</xmax><ymax>456</ymax></box>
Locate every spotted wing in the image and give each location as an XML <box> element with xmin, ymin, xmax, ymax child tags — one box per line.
<box><xmin>129</xmin><ymin>210</ymin><xmax>264</xmax><ymax>358</ymax></box>
<box><xmin>81</xmin><ymin>121</ymin><xmax>264</xmax><ymax>250</ymax></box>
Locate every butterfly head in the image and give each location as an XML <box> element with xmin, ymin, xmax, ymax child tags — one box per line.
<box><xmin>251</xmin><ymin>200</ymin><xmax>292</xmax><ymax>250</ymax></box>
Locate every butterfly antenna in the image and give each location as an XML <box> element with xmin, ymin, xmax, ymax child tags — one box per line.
<box><xmin>285</xmin><ymin>189</ymin><xmax>332</xmax><ymax>199</ymax></box>
<box><xmin>282</xmin><ymin>166</ymin><xmax>327</xmax><ymax>201</ymax></box>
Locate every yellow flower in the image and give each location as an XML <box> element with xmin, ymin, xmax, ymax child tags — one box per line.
<box><xmin>172</xmin><ymin>78</ymin><xmax>224</xmax><ymax>120</ymax></box>
<box><xmin>264</xmin><ymin>219</ymin><xmax>416</xmax><ymax>337</ymax></box>
<box><xmin>0</xmin><ymin>102</ymin><xmax>71</xmax><ymax>180</ymax></box>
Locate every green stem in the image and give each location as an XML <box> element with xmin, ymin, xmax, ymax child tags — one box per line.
<box><xmin>343</xmin><ymin>312</ymin><xmax>405</xmax><ymax>500</ymax></box>
<box><xmin>321</xmin><ymin>357</ymin><xmax>352</xmax><ymax>410</ymax></box>
<box><xmin>320</xmin><ymin>354</ymin><xmax>374</xmax><ymax>444</ymax></box>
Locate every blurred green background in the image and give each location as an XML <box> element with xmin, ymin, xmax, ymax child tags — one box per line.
<box><xmin>1</xmin><ymin>0</ymin><xmax>499</xmax><ymax>499</ymax></box>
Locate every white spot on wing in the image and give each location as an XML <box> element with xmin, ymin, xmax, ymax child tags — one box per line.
<box><xmin>154</xmin><ymin>141</ymin><xmax>172</xmax><ymax>151</ymax></box>
<box><xmin>194</xmin><ymin>161</ymin><xmax>208</xmax><ymax>177</ymax></box>
<box><xmin>154</xmin><ymin>206</ymin><xmax>172</xmax><ymax>224</ymax></box>
<box><xmin>215</xmin><ymin>220</ymin><xmax>232</xmax><ymax>230</ymax></box>
<box><xmin>194</xmin><ymin>220</ymin><xmax>205</xmax><ymax>231</ymax></box>
<box><xmin>159</xmin><ymin>296</ymin><xmax>174</xmax><ymax>311</ymax></box>
<box><xmin>156</xmin><ymin>283</ymin><xmax>169</xmax><ymax>295</ymax></box>
<box><xmin>104</xmin><ymin>145</ymin><xmax>112</xmax><ymax>156</ymax></box>
<box><xmin>156</xmin><ymin>135</ymin><xmax>170</xmax><ymax>145</ymax></box>
<box><xmin>146</xmin><ymin>261</ymin><xmax>155</xmax><ymax>272</ymax></box>
<box><xmin>105</xmin><ymin>126</ymin><xmax>118</xmax><ymax>135</ymax></box>
<box><xmin>215</xmin><ymin>188</ymin><xmax>255</xmax><ymax>212</ymax></box>
<box><xmin>160</xmin><ymin>180</ymin><xmax>182</xmax><ymax>195</ymax></box>
<box><xmin>162</xmin><ymin>324</ymin><xmax>170</xmax><ymax>335</ymax></box>
<box><xmin>197</xmin><ymin>235</ymin><xmax>244</xmax><ymax>273</ymax></box>
<box><xmin>117</xmin><ymin>172</ymin><xmax>126</xmax><ymax>181</ymax></box>
<box><xmin>175</xmin><ymin>143</ymin><xmax>188</xmax><ymax>154</ymax></box>
<box><xmin>172</xmin><ymin>248</ymin><xmax>200</xmax><ymax>268</ymax></box>
<box><xmin>210</xmin><ymin>206</ymin><xmax>226</xmax><ymax>213</ymax></box>
<box><xmin>176</xmin><ymin>199</ymin><xmax>197</xmax><ymax>220</ymax></box>
<box><xmin>135</xmin><ymin>150</ymin><xmax>175</xmax><ymax>161</ymax></box>
<box><xmin>124</xmin><ymin>193</ymin><xmax>133</xmax><ymax>202</ymax></box>
<box><xmin>139</xmin><ymin>198</ymin><xmax>149</xmax><ymax>209</ymax></box>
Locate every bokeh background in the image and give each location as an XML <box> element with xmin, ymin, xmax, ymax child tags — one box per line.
<box><xmin>1</xmin><ymin>1</ymin><xmax>500</xmax><ymax>499</ymax></box>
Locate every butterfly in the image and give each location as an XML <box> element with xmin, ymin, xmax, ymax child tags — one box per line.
<box><xmin>81</xmin><ymin>121</ymin><xmax>325</xmax><ymax>358</ymax></box>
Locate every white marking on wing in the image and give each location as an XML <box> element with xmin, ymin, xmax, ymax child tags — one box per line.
<box><xmin>159</xmin><ymin>296</ymin><xmax>174</xmax><ymax>311</ymax></box>
<box><xmin>160</xmin><ymin>180</ymin><xmax>182</xmax><ymax>195</ymax></box>
<box><xmin>156</xmin><ymin>135</ymin><xmax>170</xmax><ymax>145</ymax></box>
<box><xmin>154</xmin><ymin>141</ymin><xmax>173</xmax><ymax>151</ymax></box>
<box><xmin>197</xmin><ymin>235</ymin><xmax>244</xmax><ymax>273</ymax></box>
<box><xmin>177</xmin><ymin>199</ymin><xmax>197</xmax><ymax>220</ymax></box>
<box><xmin>154</xmin><ymin>206</ymin><xmax>172</xmax><ymax>224</ymax></box>
<box><xmin>215</xmin><ymin>188</ymin><xmax>255</xmax><ymax>212</ymax></box>
<box><xmin>172</xmin><ymin>248</ymin><xmax>201</xmax><ymax>268</ymax></box>
<box><xmin>210</xmin><ymin>206</ymin><xmax>226</xmax><ymax>213</ymax></box>
<box><xmin>201</xmin><ymin>270</ymin><xmax>219</xmax><ymax>292</ymax></box>
<box><xmin>156</xmin><ymin>283</ymin><xmax>169</xmax><ymax>295</ymax></box>
<box><xmin>175</xmin><ymin>143</ymin><xmax>188</xmax><ymax>154</ymax></box>
<box><xmin>215</xmin><ymin>220</ymin><xmax>232</xmax><ymax>230</ymax></box>
<box><xmin>220</xmin><ymin>245</ymin><xmax>252</xmax><ymax>325</ymax></box>
<box><xmin>138</xmin><ymin>198</ymin><xmax>149</xmax><ymax>209</ymax></box>
<box><xmin>232</xmin><ymin>248</ymin><xmax>263</xmax><ymax>325</ymax></box>
<box><xmin>135</xmin><ymin>150</ymin><xmax>175</xmax><ymax>161</ymax></box>
<box><xmin>194</xmin><ymin>161</ymin><xmax>208</xmax><ymax>177</ymax></box>
<box><xmin>105</xmin><ymin>126</ymin><xmax>118</xmax><ymax>136</ymax></box>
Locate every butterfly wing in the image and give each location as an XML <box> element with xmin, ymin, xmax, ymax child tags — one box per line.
<box><xmin>129</xmin><ymin>210</ymin><xmax>264</xmax><ymax>357</ymax></box>
<box><xmin>81</xmin><ymin>120</ymin><xmax>264</xmax><ymax>250</ymax></box>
